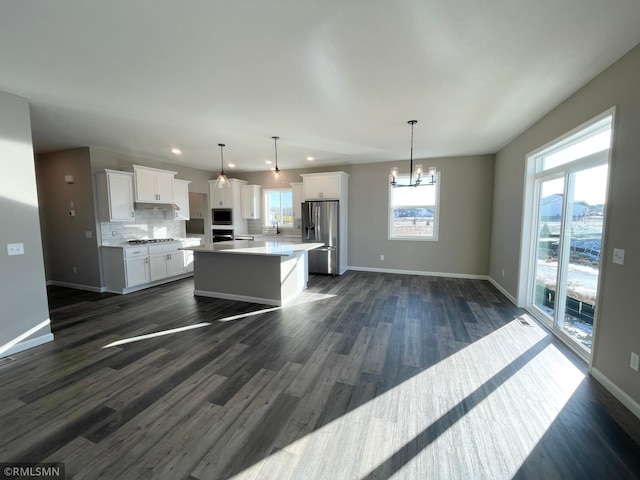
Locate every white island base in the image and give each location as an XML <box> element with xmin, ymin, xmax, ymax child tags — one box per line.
<box><xmin>186</xmin><ymin>240</ymin><xmax>323</xmax><ymax>306</ymax></box>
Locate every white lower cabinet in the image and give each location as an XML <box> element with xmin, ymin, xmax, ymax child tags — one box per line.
<box><xmin>124</xmin><ymin>246</ymin><xmax>150</xmax><ymax>287</ymax></box>
<box><xmin>102</xmin><ymin>239</ymin><xmax>201</xmax><ymax>294</ymax></box>
<box><xmin>125</xmin><ymin>256</ymin><xmax>150</xmax><ymax>287</ymax></box>
<box><xmin>149</xmin><ymin>252</ymin><xmax>185</xmax><ymax>281</ymax></box>
<box><xmin>148</xmin><ymin>243</ymin><xmax>186</xmax><ymax>281</ymax></box>
<box><xmin>184</xmin><ymin>250</ymin><xmax>195</xmax><ymax>272</ymax></box>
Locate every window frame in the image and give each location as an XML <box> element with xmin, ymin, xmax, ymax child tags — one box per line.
<box><xmin>388</xmin><ymin>173</ymin><xmax>440</xmax><ymax>241</ymax></box>
<box><xmin>263</xmin><ymin>188</ymin><xmax>294</xmax><ymax>228</ymax></box>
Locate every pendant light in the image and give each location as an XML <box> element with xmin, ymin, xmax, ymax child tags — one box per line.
<box><xmin>214</xmin><ymin>143</ymin><xmax>230</xmax><ymax>189</ymax></box>
<box><xmin>390</xmin><ymin>120</ymin><xmax>436</xmax><ymax>188</ymax></box>
<box><xmin>268</xmin><ymin>136</ymin><xmax>287</xmax><ymax>186</ymax></box>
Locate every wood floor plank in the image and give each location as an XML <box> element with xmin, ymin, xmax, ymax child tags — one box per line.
<box><xmin>0</xmin><ymin>274</ymin><xmax>638</xmax><ymax>479</ymax></box>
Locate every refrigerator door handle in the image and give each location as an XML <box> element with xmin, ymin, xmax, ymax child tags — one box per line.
<box><xmin>314</xmin><ymin>205</ymin><xmax>321</xmax><ymax>241</ymax></box>
<box><xmin>314</xmin><ymin>246</ymin><xmax>336</xmax><ymax>252</ymax></box>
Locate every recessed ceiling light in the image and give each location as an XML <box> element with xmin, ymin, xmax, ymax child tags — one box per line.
<box><xmin>265</xmin><ymin>160</ymin><xmax>272</xmax><ymax>165</ymax></box>
<box><xmin>306</xmin><ymin>156</ymin><xmax>314</xmax><ymax>161</ymax></box>
<box><xmin>171</xmin><ymin>147</ymin><xmax>182</xmax><ymax>155</ymax></box>
<box><xmin>228</xmin><ymin>163</ymin><xmax>236</xmax><ymax>168</ymax></box>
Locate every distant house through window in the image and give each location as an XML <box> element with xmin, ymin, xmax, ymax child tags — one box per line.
<box><xmin>264</xmin><ymin>189</ymin><xmax>293</xmax><ymax>227</ymax></box>
<box><xmin>388</xmin><ymin>174</ymin><xmax>439</xmax><ymax>240</ymax></box>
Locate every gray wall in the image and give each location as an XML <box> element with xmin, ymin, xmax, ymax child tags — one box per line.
<box><xmin>36</xmin><ymin>148</ymin><xmax>102</xmax><ymax>288</ymax></box>
<box><xmin>490</xmin><ymin>43</ymin><xmax>640</xmax><ymax>406</ymax></box>
<box><xmin>238</xmin><ymin>156</ymin><xmax>495</xmax><ymax>276</ymax></box>
<box><xmin>0</xmin><ymin>90</ymin><xmax>52</xmax><ymax>356</ymax></box>
<box><xmin>89</xmin><ymin>147</ymin><xmax>213</xmax><ymax>194</ymax></box>
<box><xmin>348</xmin><ymin>157</ymin><xmax>494</xmax><ymax>275</ymax></box>
<box><xmin>236</xmin><ymin>166</ymin><xmax>342</xmax><ymax>187</ymax></box>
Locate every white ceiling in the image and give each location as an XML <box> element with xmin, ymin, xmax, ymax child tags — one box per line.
<box><xmin>2</xmin><ymin>1</ymin><xmax>640</xmax><ymax>173</ymax></box>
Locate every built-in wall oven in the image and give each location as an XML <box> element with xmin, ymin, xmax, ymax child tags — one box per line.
<box><xmin>212</xmin><ymin>208</ymin><xmax>232</xmax><ymax>225</ymax></box>
<box><xmin>212</xmin><ymin>229</ymin><xmax>234</xmax><ymax>242</ymax></box>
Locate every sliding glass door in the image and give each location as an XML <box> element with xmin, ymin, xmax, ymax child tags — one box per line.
<box><xmin>527</xmin><ymin>112</ymin><xmax>612</xmax><ymax>358</ymax></box>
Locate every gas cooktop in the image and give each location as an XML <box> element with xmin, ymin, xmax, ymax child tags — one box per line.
<box><xmin>127</xmin><ymin>238</ymin><xmax>176</xmax><ymax>245</ymax></box>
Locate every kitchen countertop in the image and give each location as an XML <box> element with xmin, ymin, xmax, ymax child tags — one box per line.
<box><xmin>184</xmin><ymin>240</ymin><xmax>323</xmax><ymax>257</ymax></box>
<box><xmin>102</xmin><ymin>238</ymin><xmax>202</xmax><ymax>248</ymax></box>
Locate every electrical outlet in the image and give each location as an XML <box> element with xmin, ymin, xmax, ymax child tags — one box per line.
<box><xmin>380</xmin><ymin>254</ymin><xmax>384</xmax><ymax>261</ymax></box>
<box><xmin>613</xmin><ymin>248</ymin><xmax>625</xmax><ymax>265</ymax></box>
<box><xmin>631</xmin><ymin>352</ymin><xmax>639</xmax><ymax>372</ymax></box>
<box><xmin>7</xmin><ymin>243</ymin><xmax>25</xmax><ymax>256</ymax></box>
<box><xmin>501</xmin><ymin>269</ymin><xmax>505</xmax><ymax>277</ymax></box>
<box><xmin>72</xmin><ymin>266</ymin><xmax>77</xmax><ymax>274</ymax></box>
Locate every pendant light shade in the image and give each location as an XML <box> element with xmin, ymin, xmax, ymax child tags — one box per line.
<box><xmin>268</xmin><ymin>136</ymin><xmax>287</xmax><ymax>186</ymax></box>
<box><xmin>390</xmin><ymin>120</ymin><xmax>437</xmax><ymax>188</ymax></box>
<box><xmin>215</xmin><ymin>143</ymin><xmax>230</xmax><ymax>189</ymax></box>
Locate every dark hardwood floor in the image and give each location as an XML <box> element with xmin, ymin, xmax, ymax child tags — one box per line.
<box><xmin>1</xmin><ymin>272</ymin><xmax>639</xmax><ymax>479</ymax></box>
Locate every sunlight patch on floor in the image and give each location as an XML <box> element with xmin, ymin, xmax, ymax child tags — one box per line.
<box><xmin>101</xmin><ymin>292</ymin><xmax>337</xmax><ymax>350</ymax></box>
<box><xmin>102</xmin><ymin>307</ymin><xmax>282</xmax><ymax>348</ymax></box>
<box><xmin>285</xmin><ymin>291</ymin><xmax>337</xmax><ymax>306</ymax></box>
<box><xmin>232</xmin><ymin>317</ymin><xmax>585</xmax><ymax>479</ymax></box>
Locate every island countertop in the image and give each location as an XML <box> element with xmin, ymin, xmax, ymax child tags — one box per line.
<box><xmin>182</xmin><ymin>240</ymin><xmax>324</xmax><ymax>257</ymax></box>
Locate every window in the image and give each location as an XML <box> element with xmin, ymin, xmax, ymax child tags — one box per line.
<box><xmin>264</xmin><ymin>189</ymin><xmax>293</xmax><ymax>227</ymax></box>
<box><xmin>538</xmin><ymin>116</ymin><xmax>612</xmax><ymax>172</ymax></box>
<box><xmin>389</xmin><ymin>175</ymin><xmax>439</xmax><ymax>240</ymax></box>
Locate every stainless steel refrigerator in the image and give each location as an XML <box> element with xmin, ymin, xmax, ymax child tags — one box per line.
<box><xmin>302</xmin><ymin>200</ymin><xmax>339</xmax><ymax>275</ymax></box>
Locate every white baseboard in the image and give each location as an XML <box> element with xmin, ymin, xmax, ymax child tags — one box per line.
<box><xmin>1</xmin><ymin>333</ymin><xmax>54</xmax><ymax>358</ymax></box>
<box><xmin>47</xmin><ymin>280</ymin><xmax>106</xmax><ymax>293</ymax></box>
<box><xmin>487</xmin><ymin>276</ymin><xmax>519</xmax><ymax>306</ymax></box>
<box><xmin>347</xmin><ymin>265</ymin><xmax>488</xmax><ymax>280</ymax></box>
<box><xmin>591</xmin><ymin>367</ymin><xmax>640</xmax><ymax>420</ymax></box>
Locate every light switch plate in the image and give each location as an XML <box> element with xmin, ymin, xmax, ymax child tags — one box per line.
<box><xmin>613</xmin><ymin>248</ymin><xmax>625</xmax><ymax>265</ymax></box>
<box><xmin>7</xmin><ymin>243</ymin><xmax>25</xmax><ymax>256</ymax></box>
<box><xmin>631</xmin><ymin>352</ymin><xmax>639</xmax><ymax>372</ymax></box>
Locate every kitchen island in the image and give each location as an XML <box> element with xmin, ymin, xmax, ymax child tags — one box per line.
<box><xmin>183</xmin><ymin>240</ymin><xmax>323</xmax><ymax>306</ymax></box>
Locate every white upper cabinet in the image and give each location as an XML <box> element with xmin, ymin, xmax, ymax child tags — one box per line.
<box><xmin>240</xmin><ymin>185</ymin><xmax>261</xmax><ymax>219</ymax></box>
<box><xmin>290</xmin><ymin>182</ymin><xmax>303</xmax><ymax>220</ymax></box>
<box><xmin>96</xmin><ymin>170</ymin><xmax>135</xmax><ymax>222</ymax></box>
<box><xmin>133</xmin><ymin>165</ymin><xmax>177</xmax><ymax>203</ymax></box>
<box><xmin>209</xmin><ymin>180</ymin><xmax>234</xmax><ymax>208</ymax></box>
<box><xmin>173</xmin><ymin>179</ymin><xmax>191</xmax><ymax>221</ymax></box>
<box><xmin>301</xmin><ymin>171</ymin><xmax>349</xmax><ymax>200</ymax></box>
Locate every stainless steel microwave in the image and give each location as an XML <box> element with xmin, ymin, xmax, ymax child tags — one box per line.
<box><xmin>212</xmin><ymin>208</ymin><xmax>232</xmax><ymax>225</ymax></box>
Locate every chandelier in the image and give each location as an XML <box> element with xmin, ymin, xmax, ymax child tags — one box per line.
<box><xmin>214</xmin><ymin>143</ymin><xmax>230</xmax><ymax>188</ymax></box>
<box><xmin>268</xmin><ymin>136</ymin><xmax>287</xmax><ymax>186</ymax></box>
<box><xmin>390</xmin><ymin>120</ymin><xmax>436</xmax><ymax>187</ymax></box>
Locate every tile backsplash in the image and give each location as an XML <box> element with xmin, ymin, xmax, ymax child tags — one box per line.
<box><xmin>101</xmin><ymin>209</ymin><xmax>185</xmax><ymax>244</ymax></box>
<box><xmin>247</xmin><ymin>218</ymin><xmax>301</xmax><ymax>235</ymax></box>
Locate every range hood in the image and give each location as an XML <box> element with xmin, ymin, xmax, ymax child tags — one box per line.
<box><xmin>134</xmin><ymin>202</ymin><xmax>180</xmax><ymax>211</ymax></box>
